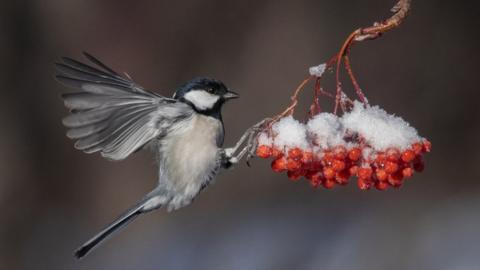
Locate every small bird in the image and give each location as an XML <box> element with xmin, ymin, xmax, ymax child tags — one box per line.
<box><xmin>55</xmin><ymin>53</ymin><xmax>245</xmax><ymax>259</ymax></box>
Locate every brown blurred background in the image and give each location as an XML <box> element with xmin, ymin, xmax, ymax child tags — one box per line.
<box><xmin>0</xmin><ymin>0</ymin><xmax>479</xmax><ymax>269</ymax></box>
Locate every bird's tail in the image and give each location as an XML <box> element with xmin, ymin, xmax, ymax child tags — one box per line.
<box><xmin>74</xmin><ymin>194</ymin><xmax>162</xmax><ymax>259</ymax></box>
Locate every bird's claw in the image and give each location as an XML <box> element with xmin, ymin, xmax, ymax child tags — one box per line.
<box><xmin>224</xmin><ymin>147</ymin><xmax>235</xmax><ymax>158</ymax></box>
<box><xmin>223</xmin><ymin>118</ymin><xmax>271</xmax><ymax>167</ymax></box>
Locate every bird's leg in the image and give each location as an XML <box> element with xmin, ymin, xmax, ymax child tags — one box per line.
<box><xmin>223</xmin><ymin>118</ymin><xmax>271</xmax><ymax>166</ymax></box>
<box><xmin>224</xmin><ymin>128</ymin><xmax>254</xmax><ymax>159</ymax></box>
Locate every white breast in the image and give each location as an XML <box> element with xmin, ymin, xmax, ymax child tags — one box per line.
<box><xmin>159</xmin><ymin>114</ymin><xmax>223</xmax><ymax>209</ymax></box>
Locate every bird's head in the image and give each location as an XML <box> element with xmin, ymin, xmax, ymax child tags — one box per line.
<box><xmin>174</xmin><ymin>77</ymin><xmax>239</xmax><ymax>113</ymax></box>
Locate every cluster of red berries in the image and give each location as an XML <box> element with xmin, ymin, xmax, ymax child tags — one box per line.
<box><xmin>256</xmin><ymin>140</ymin><xmax>431</xmax><ymax>190</ymax></box>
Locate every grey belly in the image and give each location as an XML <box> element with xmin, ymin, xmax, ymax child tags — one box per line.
<box><xmin>158</xmin><ymin>115</ymin><xmax>223</xmax><ymax>210</ymax></box>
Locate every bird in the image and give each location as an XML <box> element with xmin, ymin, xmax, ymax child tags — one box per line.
<box><xmin>55</xmin><ymin>52</ymin><xmax>246</xmax><ymax>259</ymax></box>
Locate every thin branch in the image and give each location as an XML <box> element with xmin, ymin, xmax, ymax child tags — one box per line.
<box><xmin>270</xmin><ymin>76</ymin><xmax>313</xmax><ymax>123</ymax></box>
<box><xmin>362</xmin><ymin>0</ymin><xmax>412</xmax><ymax>38</ymax></box>
<box><xmin>344</xmin><ymin>53</ymin><xmax>366</xmax><ymax>104</ymax></box>
<box><xmin>333</xmin><ymin>0</ymin><xmax>412</xmax><ymax>113</ymax></box>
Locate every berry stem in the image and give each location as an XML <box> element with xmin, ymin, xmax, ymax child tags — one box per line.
<box><xmin>309</xmin><ymin>77</ymin><xmax>322</xmax><ymax>117</ymax></box>
<box><xmin>344</xmin><ymin>53</ymin><xmax>367</xmax><ymax>106</ymax></box>
<box><xmin>271</xmin><ymin>76</ymin><xmax>313</xmax><ymax>123</ymax></box>
<box><xmin>334</xmin><ymin>30</ymin><xmax>359</xmax><ymax>114</ymax></box>
<box><xmin>332</xmin><ymin>0</ymin><xmax>411</xmax><ymax>114</ymax></box>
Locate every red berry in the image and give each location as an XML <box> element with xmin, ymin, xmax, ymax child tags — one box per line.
<box><xmin>336</xmin><ymin>170</ymin><xmax>350</xmax><ymax>185</ymax></box>
<box><xmin>301</xmin><ymin>151</ymin><xmax>314</xmax><ymax>164</ymax></box>
<box><xmin>390</xmin><ymin>170</ymin><xmax>404</xmax><ymax>181</ymax></box>
<box><xmin>402</xmin><ymin>167</ymin><xmax>414</xmax><ymax>178</ymax></box>
<box><xmin>358</xmin><ymin>178</ymin><xmax>372</xmax><ymax>190</ymax></box>
<box><xmin>423</xmin><ymin>140</ymin><xmax>432</xmax><ymax>153</ymax></box>
<box><xmin>412</xmin><ymin>143</ymin><xmax>423</xmax><ymax>155</ymax></box>
<box><xmin>333</xmin><ymin>146</ymin><xmax>347</xmax><ymax>160</ymax></box>
<box><xmin>272</xmin><ymin>147</ymin><xmax>283</xmax><ymax>158</ymax></box>
<box><xmin>386</xmin><ymin>148</ymin><xmax>400</xmax><ymax>162</ymax></box>
<box><xmin>349</xmin><ymin>165</ymin><xmax>359</xmax><ymax>176</ymax></box>
<box><xmin>322</xmin><ymin>153</ymin><xmax>335</xmax><ymax>166</ymax></box>
<box><xmin>375</xmin><ymin>153</ymin><xmax>387</xmax><ymax>164</ymax></box>
<box><xmin>331</xmin><ymin>159</ymin><xmax>346</xmax><ymax>172</ymax></box>
<box><xmin>348</xmin><ymin>148</ymin><xmax>362</xmax><ymax>161</ymax></box>
<box><xmin>256</xmin><ymin>145</ymin><xmax>272</xmax><ymax>158</ymax></box>
<box><xmin>271</xmin><ymin>157</ymin><xmax>287</xmax><ymax>172</ymax></box>
<box><xmin>287</xmin><ymin>158</ymin><xmax>302</xmax><ymax>171</ymax></box>
<box><xmin>322</xmin><ymin>179</ymin><xmax>336</xmax><ymax>189</ymax></box>
<box><xmin>401</xmin><ymin>150</ymin><xmax>416</xmax><ymax>163</ymax></box>
<box><xmin>388</xmin><ymin>172</ymin><xmax>403</xmax><ymax>187</ymax></box>
<box><xmin>310</xmin><ymin>179</ymin><xmax>321</xmax><ymax>188</ymax></box>
<box><xmin>375</xmin><ymin>169</ymin><xmax>388</xmax><ymax>182</ymax></box>
<box><xmin>288</xmin><ymin>148</ymin><xmax>303</xmax><ymax>160</ymax></box>
<box><xmin>312</xmin><ymin>172</ymin><xmax>325</xmax><ymax>181</ymax></box>
<box><xmin>384</xmin><ymin>161</ymin><xmax>399</xmax><ymax>174</ymax></box>
<box><xmin>323</xmin><ymin>167</ymin><xmax>336</xmax><ymax>180</ymax></box>
<box><xmin>375</xmin><ymin>181</ymin><xmax>389</xmax><ymax>191</ymax></box>
<box><xmin>358</xmin><ymin>167</ymin><xmax>373</xmax><ymax>180</ymax></box>
<box><xmin>287</xmin><ymin>170</ymin><xmax>303</xmax><ymax>181</ymax></box>
<box><xmin>309</xmin><ymin>172</ymin><xmax>324</xmax><ymax>187</ymax></box>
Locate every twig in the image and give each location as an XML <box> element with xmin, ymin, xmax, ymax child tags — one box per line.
<box><xmin>334</xmin><ymin>0</ymin><xmax>412</xmax><ymax>113</ymax></box>
<box><xmin>270</xmin><ymin>76</ymin><xmax>313</xmax><ymax>123</ymax></box>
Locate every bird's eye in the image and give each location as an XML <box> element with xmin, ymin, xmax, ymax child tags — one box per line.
<box><xmin>207</xmin><ymin>88</ymin><xmax>214</xmax><ymax>94</ymax></box>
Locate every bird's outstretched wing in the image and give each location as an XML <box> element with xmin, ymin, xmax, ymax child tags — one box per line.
<box><xmin>56</xmin><ymin>52</ymin><xmax>193</xmax><ymax>160</ymax></box>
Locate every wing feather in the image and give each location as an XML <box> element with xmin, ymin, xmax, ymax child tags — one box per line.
<box><xmin>57</xmin><ymin>75</ymin><xmax>133</xmax><ymax>95</ymax></box>
<box><xmin>75</xmin><ymin>105</ymin><xmax>156</xmax><ymax>151</ymax></box>
<box><xmin>62</xmin><ymin>107</ymin><xmax>116</xmax><ymax>128</ymax></box>
<box><xmin>56</xmin><ymin>53</ymin><xmax>192</xmax><ymax>160</ymax></box>
<box><xmin>66</xmin><ymin>120</ymin><xmax>110</xmax><ymax>139</ymax></box>
<box><xmin>62</xmin><ymin>92</ymin><xmax>114</xmax><ymax>110</ymax></box>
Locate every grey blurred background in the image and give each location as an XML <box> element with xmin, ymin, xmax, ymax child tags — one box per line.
<box><xmin>1</xmin><ymin>0</ymin><xmax>479</xmax><ymax>269</ymax></box>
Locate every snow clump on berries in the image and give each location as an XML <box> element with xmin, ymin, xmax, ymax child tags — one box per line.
<box><xmin>271</xmin><ymin>116</ymin><xmax>309</xmax><ymax>150</ymax></box>
<box><xmin>342</xmin><ymin>101</ymin><xmax>421</xmax><ymax>151</ymax></box>
<box><xmin>307</xmin><ymin>113</ymin><xmax>346</xmax><ymax>149</ymax></box>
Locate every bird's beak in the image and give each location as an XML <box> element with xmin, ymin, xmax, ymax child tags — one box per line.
<box><xmin>223</xmin><ymin>90</ymin><xmax>239</xmax><ymax>100</ymax></box>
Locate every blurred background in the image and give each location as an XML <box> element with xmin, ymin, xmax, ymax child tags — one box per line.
<box><xmin>1</xmin><ymin>0</ymin><xmax>479</xmax><ymax>269</ymax></box>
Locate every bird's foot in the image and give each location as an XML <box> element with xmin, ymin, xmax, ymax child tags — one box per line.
<box><xmin>222</xmin><ymin>118</ymin><xmax>271</xmax><ymax>168</ymax></box>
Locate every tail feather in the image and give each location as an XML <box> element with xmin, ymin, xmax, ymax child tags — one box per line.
<box><xmin>74</xmin><ymin>200</ymin><xmax>148</xmax><ymax>259</ymax></box>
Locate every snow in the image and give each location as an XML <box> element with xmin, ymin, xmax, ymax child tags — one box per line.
<box><xmin>361</xmin><ymin>147</ymin><xmax>373</xmax><ymax>161</ymax></box>
<box><xmin>259</xmin><ymin>100</ymin><xmax>421</xmax><ymax>153</ymax></box>
<box><xmin>307</xmin><ymin>113</ymin><xmax>346</xmax><ymax>149</ymax></box>
<box><xmin>257</xmin><ymin>132</ymin><xmax>273</xmax><ymax>146</ymax></box>
<box><xmin>271</xmin><ymin>116</ymin><xmax>309</xmax><ymax>149</ymax></box>
<box><xmin>309</xmin><ymin>63</ymin><xmax>327</xmax><ymax>77</ymax></box>
<box><xmin>341</xmin><ymin>101</ymin><xmax>421</xmax><ymax>151</ymax></box>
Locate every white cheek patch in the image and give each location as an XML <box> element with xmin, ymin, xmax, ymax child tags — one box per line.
<box><xmin>184</xmin><ymin>90</ymin><xmax>220</xmax><ymax>110</ymax></box>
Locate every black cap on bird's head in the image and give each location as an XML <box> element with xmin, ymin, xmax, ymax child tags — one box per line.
<box><xmin>174</xmin><ymin>77</ymin><xmax>239</xmax><ymax>114</ymax></box>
